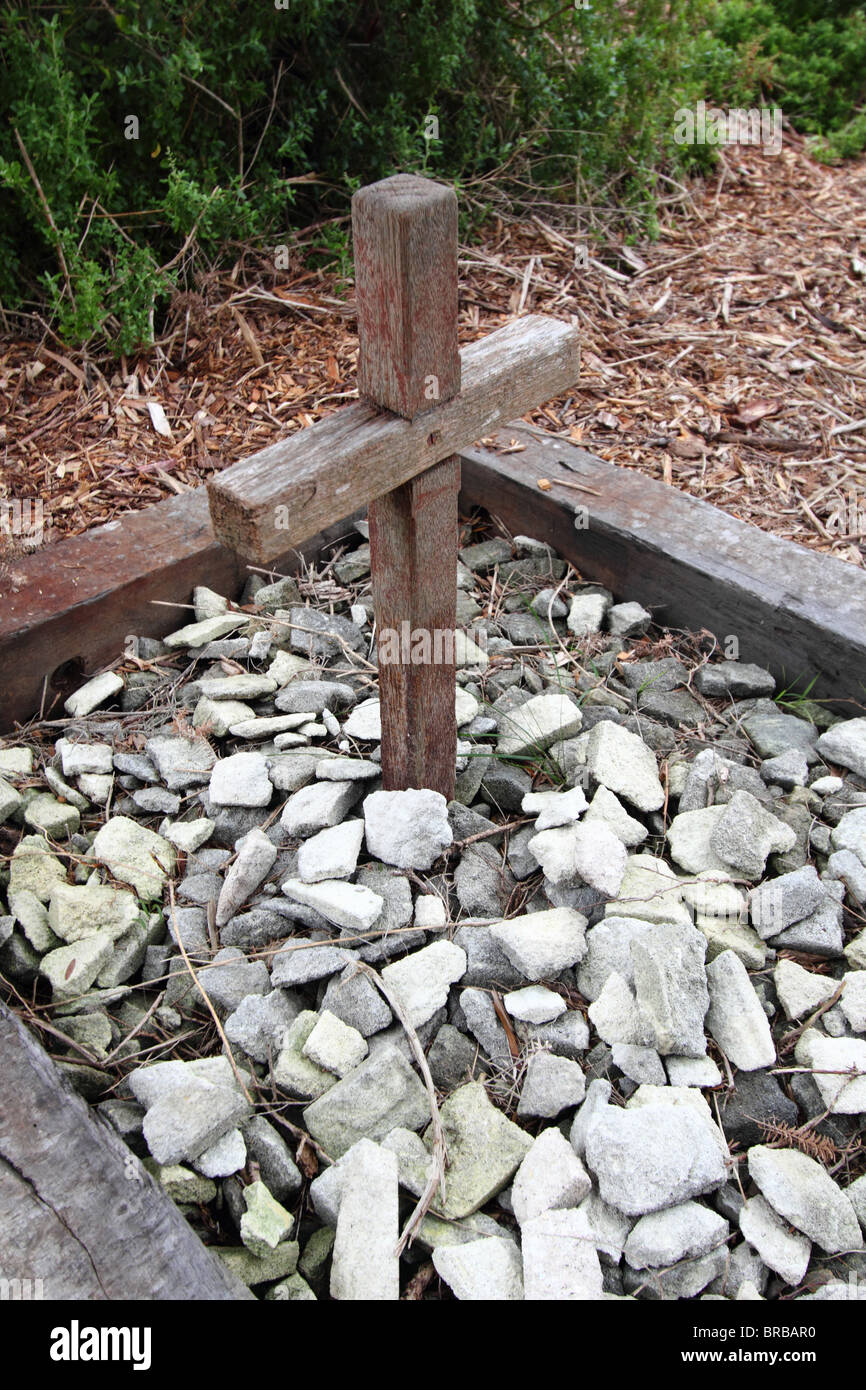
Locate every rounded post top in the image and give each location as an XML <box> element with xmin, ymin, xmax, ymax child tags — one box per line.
<box><xmin>352</xmin><ymin>174</ymin><xmax>456</xmax><ymax>218</ymax></box>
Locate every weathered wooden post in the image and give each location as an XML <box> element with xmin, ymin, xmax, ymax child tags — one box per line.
<box><xmin>353</xmin><ymin>177</ymin><xmax>461</xmax><ymax>798</ymax></box>
<box><xmin>207</xmin><ymin>174</ymin><xmax>579</xmax><ymax>800</ymax></box>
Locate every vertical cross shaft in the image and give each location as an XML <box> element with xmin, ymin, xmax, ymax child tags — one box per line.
<box><xmin>352</xmin><ymin>176</ymin><xmax>461</xmax><ymax>799</ymax></box>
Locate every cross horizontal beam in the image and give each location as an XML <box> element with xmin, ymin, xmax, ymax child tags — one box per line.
<box><xmin>207</xmin><ymin>315</ymin><xmax>579</xmax><ymax>561</ymax></box>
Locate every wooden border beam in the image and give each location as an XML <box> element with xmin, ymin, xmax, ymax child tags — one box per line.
<box><xmin>2</xmin><ymin>427</ymin><xmax>865</xmax><ymax>734</ymax></box>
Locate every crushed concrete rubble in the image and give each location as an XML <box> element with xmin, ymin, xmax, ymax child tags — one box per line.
<box><xmin>2</xmin><ymin>519</ymin><xmax>865</xmax><ymax>1304</ymax></box>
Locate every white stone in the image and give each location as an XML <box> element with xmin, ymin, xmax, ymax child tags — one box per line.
<box><xmin>841</xmin><ymin>971</ymin><xmax>866</xmax><ymax>1033</ymax></box>
<box><xmin>192</xmin><ymin>1128</ymin><xmax>247</xmax><ymax>1178</ymax></box>
<box><xmin>528</xmin><ymin>821</ymin><xmax>626</xmax><ymax>897</ymax></box>
<box><xmin>606</xmin><ymin>854</ymin><xmax>691</xmax><ymax>926</ymax></box>
<box><xmin>667</xmin><ymin>807</ymin><xmax>730</xmax><ymax>875</ymax></box>
<box><xmin>414</xmin><ymin>895</ymin><xmax>447</xmax><ymax>928</ymax></box>
<box><xmin>739</xmin><ymin>1195</ymin><xmax>811</xmax><ymax>1286</ymax></box>
<box><xmin>567</xmin><ymin>592</ymin><xmax>610</xmax><ymax>636</ymax></box>
<box><xmin>489</xmin><ymin>906</ymin><xmax>588</xmax><ymax>981</ymax></box>
<box><xmin>665</xmin><ymin>1056</ymin><xmax>723</xmax><ymax>1088</ymax></box>
<box><xmin>331</xmin><ymin>1140</ymin><xmax>400</xmax><ymax>1300</ymax></box>
<box><xmin>511</xmin><ymin>1127</ymin><xmax>592</xmax><ymax>1226</ymax></box>
<box><xmin>64</xmin><ymin>670</ymin><xmax>124</xmax><ymax>717</ymax></box>
<box><xmin>503</xmin><ymin>985</ymin><xmax>565</xmax><ymax>1024</ymax></box>
<box><xmin>794</xmin><ymin>1029</ymin><xmax>866</xmax><ymax>1114</ymax></box>
<box><xmin>162</xmin><ymin>818</ymin><xmax>215</xmax><ymax>853</ymax></box>
<box><xmin>302</xmin><ymin>1010</ymin><xmax>368</xmax><ymax>1077</ymax></box>
<box><xmin>624</xmin><ymin>1200</ymin><xmax>729</xmax><ymax>1269</ymax></box>
<box><xmin>774</xmin><ymin>958</ymin><xmax>837</xmax><ymax>1021</ymax></box>
<box><xmin>380</xmin><ymin>941</ymin><xmax>466</xmax><ymax>1028</ymax></box>
<box><xmin>582</xmin><ymin>785</ymin><xmax>648</xmax><ymax>848</ymax></box>
<box><xmin>705</xmin><ymin>949</ymin><xmax>776</xmax><ymax>1070</ymax></box>
<box><xmin>363</xmin><ymin>789</ymin><xmax>452</xmax><ymax>869</ymax></box>
<box><xmin>297</xmin><ymin>820</ymin><xmax>364</xmax><ymax>883</ymax></box>
<box><xmin>433</xmin><ymin>1237</ymin><xmax>524</xmax><ymax>1301</ymax></box>
<box><xmin>522</xmin><ymin>786</ymin><xmax>588</xmax><ymax>829</ymax></box>
<box><xmin>281</xmin><ymin>878</ymin><xmax>384</xmax><ymax>932</ymax></box>
<box><xmin>496</xmin><ymin>693</ymin><xmax>583</xmax><ymax>759</ymax></box>
<box><xmin>816</xmin><ymin>717</ymin><xmax>866</xmax><ymax>780</ymax></box>
<box><xmin>56</xmin><ymin>739</ymin><xmax>113</xmax><ymax>777</ymax></box>
<box><xmin>209</xmin><ymin>752</ymin><xmax>272</xmax><ymax>807</ymax></box>
<box><xmin>281</xmin><ymin>781</ymin><xmax>358</xmax><ymax>837</ymax></box>
<box><xmin>589</xmin><ymin>972</ymin><xmax>655</xmax><ymax>1047</ymax></box>
<box><xmin>517</xmin><ymin>1052</ymin><xmax>586</xmax><ymax>1119</ymax></box>
<box><xmin>91</xmin><ymin>816</ymin><xmax>176</xmax><ymax>901</ymax></box>
<box><xmin>163</xmin><ymin>613</ymin><xmax>245</xmax><ymax>648</ymax></box>
<box><xmin>584</xmin><ymin>1102</ymin><xmax>729</xmax><ymax>1216</ymax></box>
<box><xmin>522</xmin><ymin>1206</ymin><xmax>604</xmax><ymax>1300</ymax></box>
<box><xmin>585</xmin><ymin>722</ymin><xmax>664</xmax><ymax>813</ymax></box>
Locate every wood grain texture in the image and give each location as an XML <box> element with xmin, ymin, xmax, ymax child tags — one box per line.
<box><xmin>353</xmin><ymin>175</ymin><xmax>460</xmax><ymax>419</ymax></box>
<box><xmin>370</xmin><ymin>456</ymin><xmax>460</xmax><ymax>798</ymax></box>
<box><xmin>0</xmin><ymin>1002</ymin><xmax>254</xmax><ymax>1300</ymax></box>
<box><xmin>460</xmin><ymin>427</ymin><xmax>866</xmax><ymax>708</ymax></box>
<box><xmin>207</xmin><ymin>315</ymin><xmax>580</xmax><ymax>561</ymax></box>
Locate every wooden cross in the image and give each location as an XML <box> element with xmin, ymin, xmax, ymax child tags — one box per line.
<box><xmin>207</xmin><ymin>175</ymin><xmax>579</xmax><ymax>800</ymax></box>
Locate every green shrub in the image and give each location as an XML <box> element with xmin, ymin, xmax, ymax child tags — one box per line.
<box><xmin>0</xmin><ymin>0</ymin><xmax>863</xmax><ymax>353</ymax></box>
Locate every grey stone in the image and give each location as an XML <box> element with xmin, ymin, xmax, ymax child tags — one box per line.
<box><xmin>612</xmin><ymin>1044</ymin><xmax>666</xmax><ymax>1085</ymax></box>
<box><xmin>427</xmin><ymin>1023</ymin><xmax>479</xmax><ymax>1090</ymax></box>
<box><xmin>459</xmin><ymin>987</ymin><xmax>513</xmax><ymax>1067</ymax></box>
<box><xmin>694</xmin><ymin>662</ymin><xmax>775</xmax><ymax>699</ymax></box>
<box><xmin>454</xmin><ymin>842</ymin><xmax>513</xmax><ymax>917</ymax></box>
<box><xmin>224</xmin><ymin>989</ymin><xmax>299</xmax><ymax>1063</ymax></box>
<box><xmin>620</xmin><ymin>658</ymin><xmax>687</xmax><ymax>693</ymax></box>
<box><xmin>520</xmin><ymin>1009</ymin><xmax>590</xmax><ymax>1060</ymax></box>
<box><xmin>578</xmin><ymin>915</ymin><xmax>656</xmax><ymax>1000</ymax></box>
<box><xmin>274</xmin><ymin>681</ymin><xmax>355</xmax><ymax>714</ymax></box>
<box><xmin>280</xmin><ymin>781</ymin><xmax>359</xmax><ymax>837</ymax></box>
<box><xmin>708</xmin><ymin>791</ymin><xmax>796</xmax><ymax>879</ymax></box>
<box><xmin>241</xmin><ymin>1116</ymin><xmax>302</xmax><ymax>1202</ymax></box>
<box><xmin>145</xmin><ymin>735</ymin><xmax>216</xmax><ymax>791</ymax></box>
<box><xmin>288</xmin><ymin>605</ymin><xmax>363</xmax><ymax>660</ymax></box>
<box><xmin>631</xmin><ymin>923</ymin><xmax>709</xmax><ymax>1057</ymax></box>
<box><xmin>828</xmin><ymin>850</ymin><xmax>866</xmax><ymax>905</ymax></box>
<box><xmin>742</xmin><ymin>708</ymin><xmax>819</xmax><ymax>762</ymax></box>
<box><xmin>453</xmin><ymin>925</ymin><xmax>525</xmax><ymax>990</ymax></box>
<box><xmin>481</xmin><ymin>762</ymin><xmax>532</xmax><ymax>814</ymax></box>
<box><xmin>271</xmin><ymin>943</ymin><xmax>358</xmax><ymax>987</ymax></box>
<box><xmin>816</xmin><ymin>717</ymin><xmax>866</xmax><ymax>780</ymax></box>
<box><xmin>197</xmin><ymin>947</ymin><xmax>271</xmax><ymax>1014</ymax></box>
<box><xmin>748</xmin><ymin>1145</ymin><xmax>863</xmax><ymax>1254</ymax></box>
<box><xmin>303</xmin><ymin>1010</ymin><xmax>368</xmax><ymax>1077</ymax></box>
<box><xmin>517</xmin><ymin>1051</ymin><xmax>586</xmax><ymax>1118</ymax></box>
<box><xmin>141</xmin><ymin>1074</ymin><xmax>252</xmax><ymax>1166</ymax></box>
<box><xmin>195</xmin><ymin>1128</ymin><xmax>247</xmax><ymax>1179</ymax></box>
<box><xmin>831</xmin><ymin>807</ymin><xmax>866</xmax><ymax>866</ymax></box>
<box><xmin>320</xmin><ymin>964</ymin><xmax>393</xmax><ymax>1036</ymax></box>
<box><xmin>637</xmin><ymin>688</ymin><xmax>705</xmax><ymax>728</ymax></box>
<box><xmin>715</xmin><ymin>1069</ymin><xmax>799</xmax><ymax>1152</ymax></box>
<box><xmin>761</xmin><ymin>749</ymin><xmax>809</xmax><ymax>790</ymax></box>
<box><xmin>607</xmin><ymin>601</ymin><xmax>651</xmax><ymax>638</ymax></box>
<box><xmin>303</xmin><ymin>1045</ymin><xmax>429</xmax><ymax>1159</ymax></box>
<box><xmin>772</xmin><ymin>893</ymin><xmax>844</xmax><ymax>957</ymax></box>
<box><xmin>582</xmin><ymin>785</ymin><xmax>648</xmax><ymax>848</ymax></box>
<box><xmin>216</xmin><ymin>827</ymin><xmax>278</xmax><ymax>927</ymax></box>
<box><xmin>749</xmin><ymin>866</ymin><xmax>825</xmax><ymax>937</ymax></box>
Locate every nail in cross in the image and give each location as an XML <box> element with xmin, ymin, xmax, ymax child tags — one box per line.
<box><xmin>208</xmin><ymin>175</ymin><xmax>579</xmax><ymax>800</ymax></box>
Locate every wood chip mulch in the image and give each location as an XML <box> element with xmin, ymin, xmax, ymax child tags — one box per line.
<box><xmin>2</xmin><ymin>132</ymin><xmax>865</xmax><ymax>568</ymax></box>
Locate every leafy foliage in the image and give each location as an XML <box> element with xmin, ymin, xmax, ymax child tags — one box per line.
<box><xmin>0</xmin><ymin>0</ymin><xmax>863</xmax><ymax>353</ymax></box>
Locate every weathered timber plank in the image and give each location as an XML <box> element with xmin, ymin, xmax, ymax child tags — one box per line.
<box><xmin>3</xmin><ymin>426</ymin><xmax>864</xmax><ymax>734</ymax></box>
<box><xmin>460</xmin><ymin>428</ymin><xmax>866</xmax><ymax>707</ymax></box>
<box><xmin>353</xmin><ymin>176</ymin><xmax>460</xmax><ymax>417</ymax></box>
<box><xmin>370</xmin><ymin>457</ymin><xmax>460</xmax><ymax>796</ymax></box>
<box><xmin>0</xmin><ymin>488</ymin><xmax>363</xmax><ymax>734</ymax></box>
<box><xmin>0</xmin><ymin>1002</ymin><xmax>254</xmax><ymax>1300</ymax></box>
<box><xmin>207</xmin><ymin>315</ymin><xmax>580</xmax><ymax>561</ymax></box>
